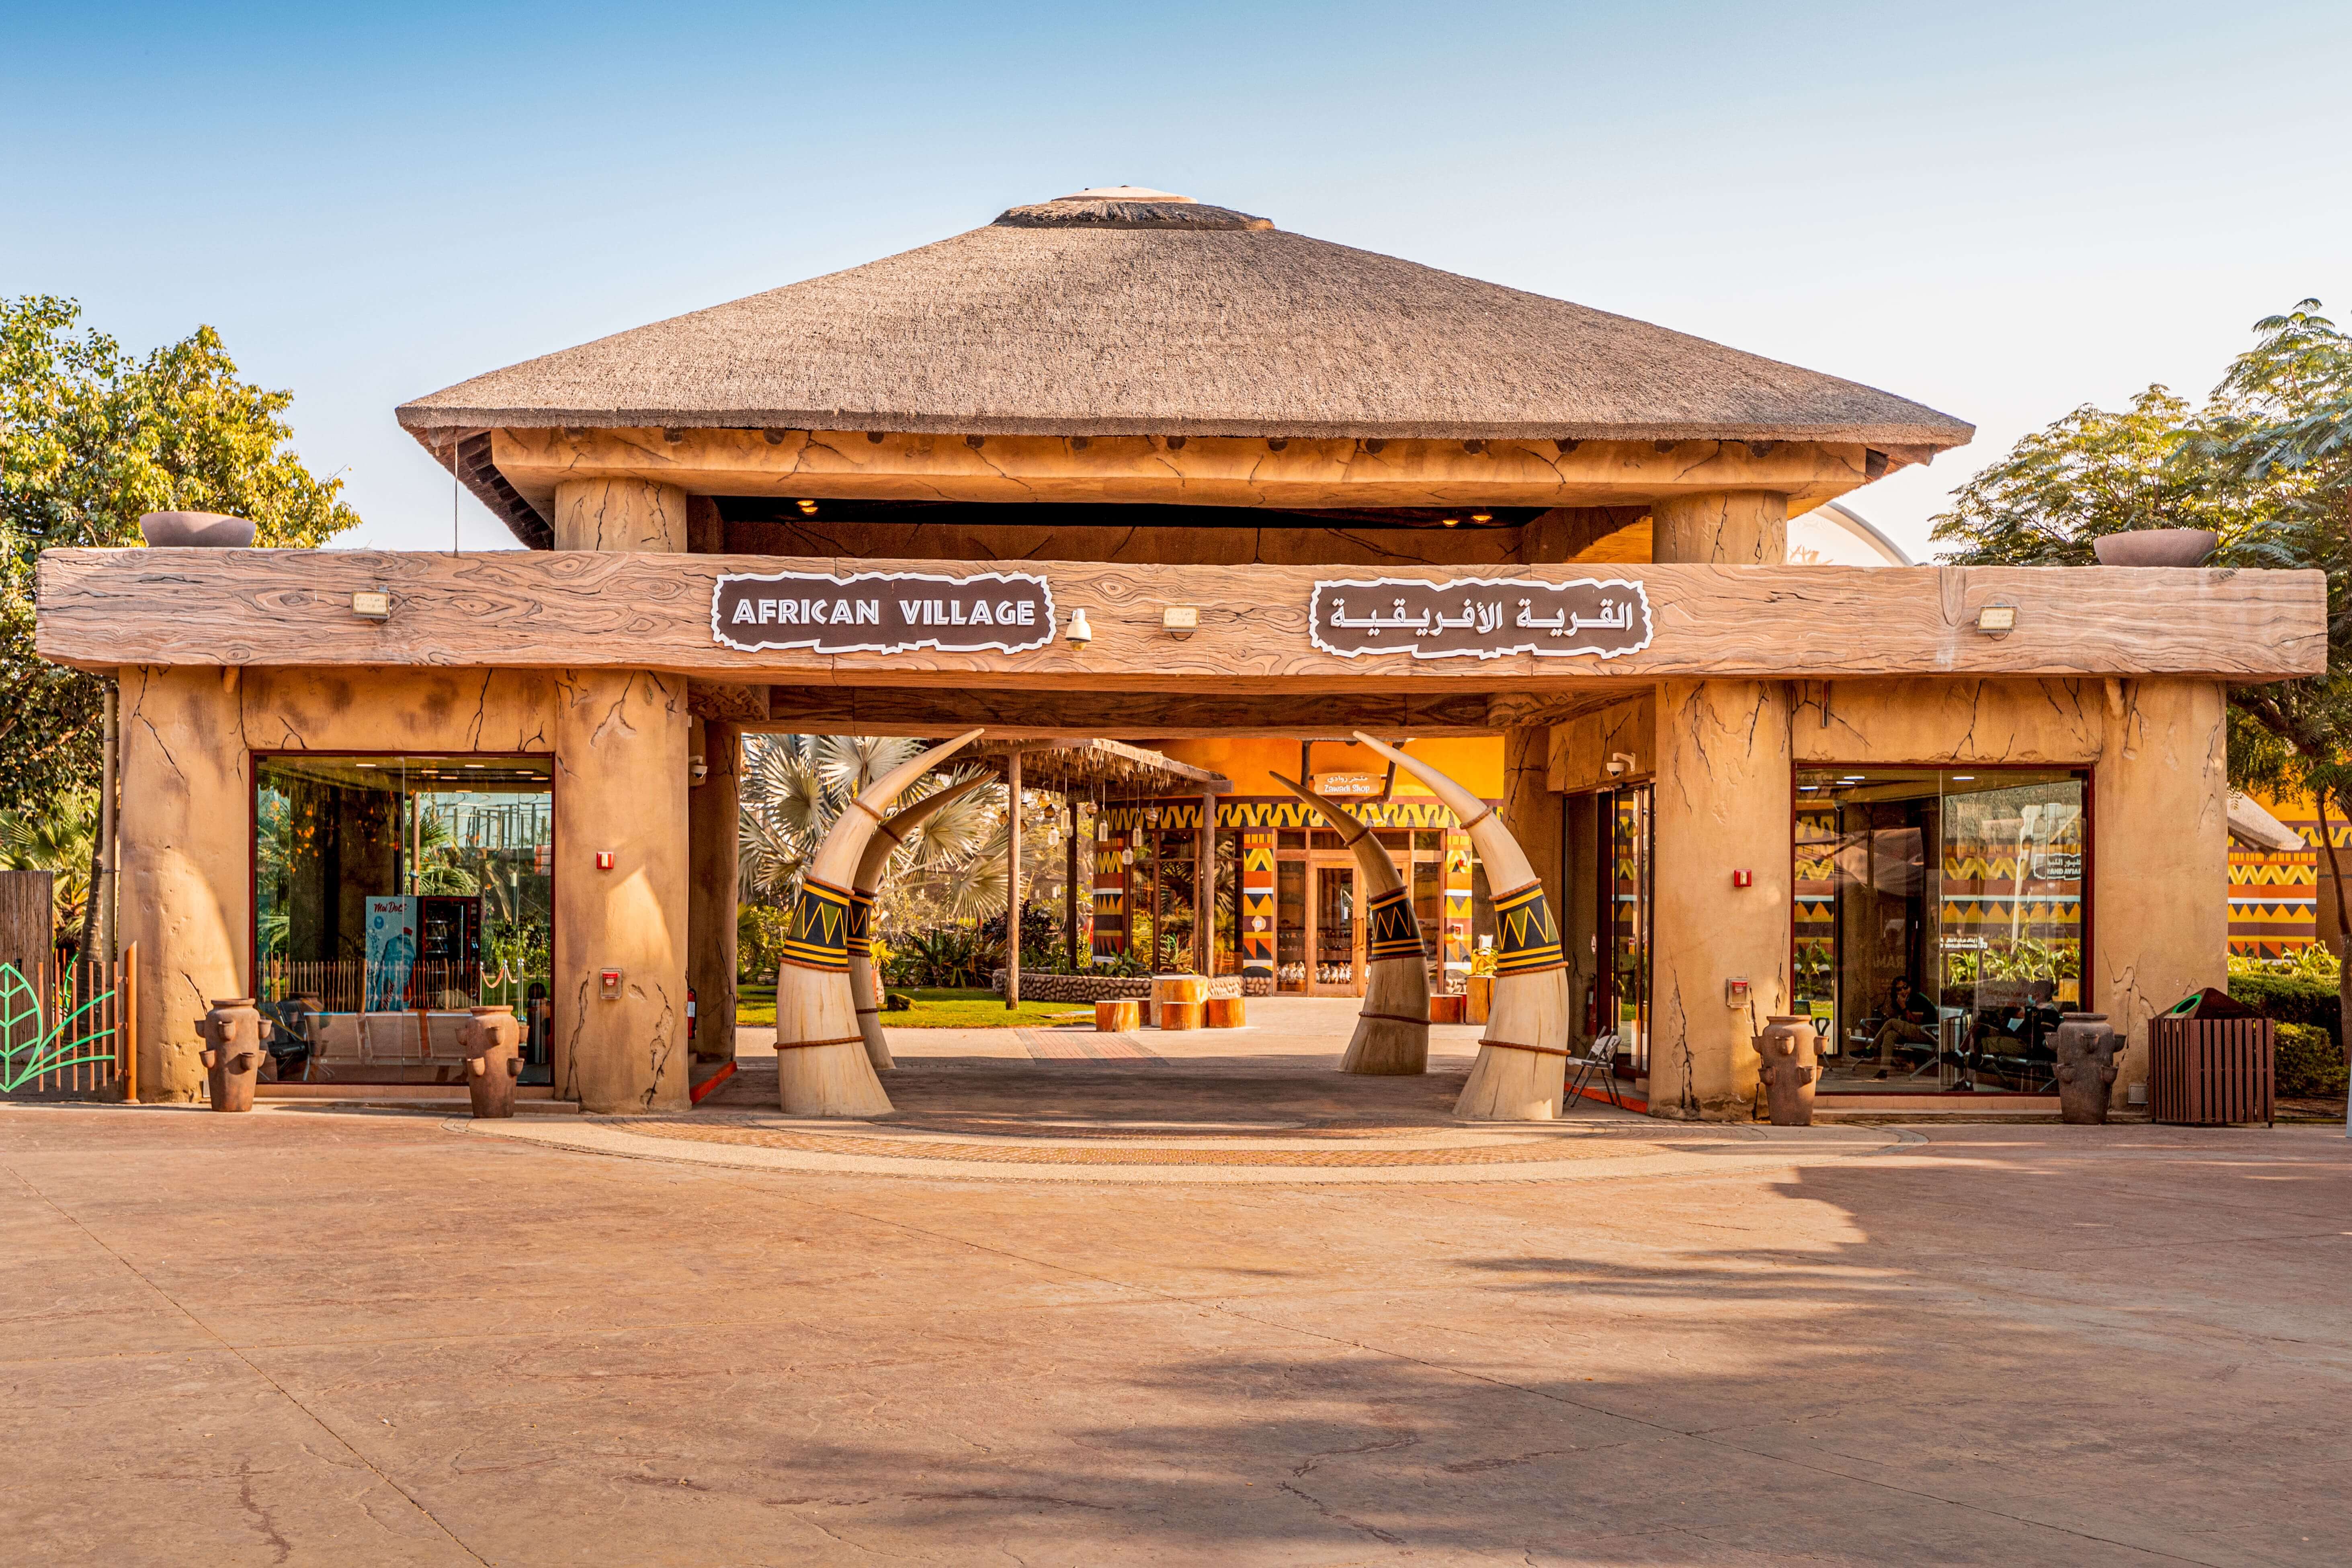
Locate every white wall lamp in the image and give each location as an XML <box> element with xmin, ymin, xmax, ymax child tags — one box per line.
<box><xmin>1064</xmin><ymin>608</ymin><xmax>1094</xmax><ymax>648</ymax></box>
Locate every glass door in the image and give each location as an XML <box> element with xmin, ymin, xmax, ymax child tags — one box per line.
<box><xmin>1597</xmin><ymin>787</ymin><xmax>1652</xmax><ymax>1073</ymax></box>
<box><xmin>1311</xmin><ymin>863</ymin><xmax>1358</xmax><ymax>994</ymax></box>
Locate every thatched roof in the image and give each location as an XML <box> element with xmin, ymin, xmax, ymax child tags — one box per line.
<box><xmin>399</xmin><ymin>191</ymin><xmax>1972</xmax><ymax>459</ymax></box>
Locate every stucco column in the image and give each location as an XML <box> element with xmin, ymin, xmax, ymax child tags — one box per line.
<box><xmin>553</xmin><ymin>477</ymin><xmax>687</xmax><ymax>552</ymax></box>
<box><xmin>687</xmin><ymin>718</ymin><xmax>740</xmax><ymax>1063</ymax></box>
<box><xmin>2094</xmin><ymin>679</ymin><xmax>2228</xmax><ymax>1111</ymax></box>
<box><xmin>1652</xmin><ymin>490</ymin><xmax>1788</xmax><ymax>566</ymax></box>
<box><xmin>1649</xmin><ymin>679</ymin><xmax>1792</xmax><ymax>1119</ymax></box>
<box><xmin>117</xmin><ymin>665</ymin><xmax>250</xmax><ymax>1102</ymax></box>
<box><xmin>553</xmin><ymin>670</ymin><xmax>690</xmax><ymax>1112</ymax></box>
<box><xmin>1500</xmin><ymin>726</ymin><xmax>1562</xmax><ymax>922</ymax></box>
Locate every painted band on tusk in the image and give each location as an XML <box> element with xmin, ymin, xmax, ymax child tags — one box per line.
<box><xmin>850</xmin><ymin>771</ymin><xmax>992</xmax><ymax>1071</ymax></box>
<box><xmin>1347</xmin><ymin>732</ymin><xmax>1570</xmax><ymax>1118</ymax></box>
<box><xmin>1270</xmin><ymin>771</ymin><xmax>1428</xmax><ymax>1074</ymax></box>
<box><xmin>776</xmin><ymin>727</ymin><xmax>985</xmax><ymax>1115</ymax></box>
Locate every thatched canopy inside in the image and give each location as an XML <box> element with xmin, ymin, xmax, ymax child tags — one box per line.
<box><xmin>400</xmin><ymin>188</ymin><xmax>1970</xmax><ymax>545</ymax></box>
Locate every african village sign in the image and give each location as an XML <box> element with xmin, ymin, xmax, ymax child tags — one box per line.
<box><xmin>713</xmin><ymin>569</ymin><xmax>1057</xmax><ymax>655</ymax></box>
<box><xmin>710</xmin><ymin>569</ymin><xmax>1654</xmax><ymax>661</ymax></box>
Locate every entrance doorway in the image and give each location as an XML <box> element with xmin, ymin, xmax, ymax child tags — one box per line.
<box><xmin>1309</xmin><ymin>862</ymin><xmax>1362</xmax><ymax>995</ymax></box>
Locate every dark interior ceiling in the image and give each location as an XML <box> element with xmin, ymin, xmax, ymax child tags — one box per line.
<box><xmin>712</xmin><ymin>499</ymin><xmax>1547</xmax><ymax>531</ymax></box>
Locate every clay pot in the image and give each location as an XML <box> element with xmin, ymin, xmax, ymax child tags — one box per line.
<box><xmin>2053</xmin><ymin>1012</ymin><xmax>2123</xmax><ymax>1124</ymax></box>
<box><xmin>459</xmin><ymin>1006</ymin><xmax>525</xmax><ymax>1118</ymax></box>
<box><xmin>2092</xmin><ymin>529</ymin><xmax>2216</xmax><ymax>568</ymax></box>
<box><xmin>195</xmin><ymin>998</ymin><xmax>270</xmax><ymax>1112</ymax></box>
<box><xmin>138</xmin><ymin>511</ymin><xmax>257</xmax><ymax>548</ymax></box>
<box><xmin>1755</xmin><ymin>1015</ymin><xmax>1819</xmax><ymax>1126</ymax></box>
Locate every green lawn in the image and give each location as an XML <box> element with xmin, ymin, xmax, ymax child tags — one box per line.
<box><xmin>733</xmin><ymin>985</ymin><xmax>1085</xmax><ymax>1030</ymax></box>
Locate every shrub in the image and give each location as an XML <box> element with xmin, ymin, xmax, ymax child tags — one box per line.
<box><xmin>883</xmin><ymin>992</ymin><xmax>911</xmax><ymax>1013</ymax></box>
<box><xmin>2274</xmin><ymin>1022</ymin><xmax>2348</xmax><ymax>1098</ymax></box>
<box><xmin>2227</xmin><ymin>974</ymin><xmax>2340</xmax><ymax>1049</ymax></box>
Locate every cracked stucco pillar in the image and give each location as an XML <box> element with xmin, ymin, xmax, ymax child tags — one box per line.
<box><xmin>2094</xmin><ymin>679</ymin><xmax>2228</xmax><ymax>1111</ymax></box>
<box><xmin>1500</xmin><ymin>725</ymin><xmax>1562</xmax><ymax>924</ymax></box>
<box><xmin>1652</xmin><ymin>490</ymin><xmax>1788</xmax><ymax>566</ymax></box>
<box><xmin>688</xmin><ymin>717</ymin><xmax>740</xmax><ymax>1063</ymax></box>
<box><xmin>117</xmin><ymin>665</ymin><xmax>249</xmax><ymax>1102</ymax></box>
<box><xmin>553</xmin><ymin>671</ymin><xmax>691</xmax><ymax>1112</ymax></box>
<box><xmin>1649</xmin><ymin>679</ymin><xmax>1791</xmax><ymax>1119</ymax></box>
<box><xmin>553</xmin><ymin>477</ymin><xmax>687</xmax><ymax>552</ymax></box>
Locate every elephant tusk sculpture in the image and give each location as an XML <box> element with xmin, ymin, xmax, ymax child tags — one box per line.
<box><xmin>849</xmin><ymin>771</ymin><xmax>992</xmax><ymax>1071</ymax></box>
<box><xmin>1270</xmin><ymin>772</ymin><xmax>1428</xmax><ymax>1075</ymax></box>
<box><xmin>776</xmin><ymin>727</ymin><xmax>986</xmax><ymax>1115</ymax></box>
<box><xmin>1348</xmin><ymin>732</ymin><xmax>1570</xmax><ymax>1119</ymax></box>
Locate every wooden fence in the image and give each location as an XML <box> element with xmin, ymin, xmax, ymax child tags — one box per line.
<box><xmin>0</xmin><ymin>944</ymin><xmax>135</xmax><ymax>1101</ymax></box>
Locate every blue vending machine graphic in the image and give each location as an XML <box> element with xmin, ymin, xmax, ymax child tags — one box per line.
<box><xmin>366</xmin><ymin>896</ymin><xmax>418</xmax><ymax>1010</ymax></box>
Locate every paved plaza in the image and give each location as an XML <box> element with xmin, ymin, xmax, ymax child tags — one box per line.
<box><xmin>6</xmin><ymin>1003</ymin><xmax>2349</xmax><ymax>1565</ymax></box>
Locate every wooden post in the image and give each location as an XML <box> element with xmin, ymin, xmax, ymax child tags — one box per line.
<box><xmin>1195</xmin><ymin>790</ymin><xmax>1214</xmax><ymax>975</ymax></box>
<box><xmin>1651</xmin><ymin>489</ymin><xmax>1789</xmax><ymax>566</ymax></box>
<box><xmin>1005</xmin><ymin>750</ymin><xmax>1022</xmax><ymax>1008</ymax></box>
<box><xmin>1063</xmin><ymin>795</ymin><xmax>1079</xmax><ymax>971</ymax></box>
<box><xmin>0</xmin><ymin>871</ymin><xmax>55</xmax><ymax>988</ymax></box>
<box><xmin>121</xmin><ymin>941</ymin><xmax>137</xmax><ymax>1102</ymax></box>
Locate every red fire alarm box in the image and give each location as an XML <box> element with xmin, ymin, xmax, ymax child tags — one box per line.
<box><xmin>600</xmin><ymin>968</ymin><xmax>623</xmax><ymax>1000</ymax></box>
<box><xmin>1731</xmin><ymin>869</ymin><xmax>1754</xmax><ymax>888</ymax></box>
<box><xmin>595</xmin><ymin>850</ymin><xmax>616</xmax><ymax>871</ymax></box>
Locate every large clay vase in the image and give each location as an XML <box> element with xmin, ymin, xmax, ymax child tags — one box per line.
<box><xmin>195</xmin><ymin>999</ymin><xmax>269</xmax><ymax>1113</ymax></box>
<box><xmin>2053</xmin><ymin>1012</ymin><xmax>2123</xmax><ymax>1124</ymax></box>
<box><xmin>459</xmin><ymin>1006</ymin><xmax>525</xmax><ymax>1119</ymax></box>
<box><xmin>1756</xmin><ymin>1015</ymin><xmax>1819</xmax><ymax>1126</ymax></box>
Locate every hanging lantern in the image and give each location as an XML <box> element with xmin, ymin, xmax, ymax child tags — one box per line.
<box><xmin>1120</xmin><ymin>847</ymin><xmax>1134</xmax><ymax>867</ymax></box>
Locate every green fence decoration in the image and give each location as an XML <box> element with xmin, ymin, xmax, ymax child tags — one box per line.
<box><xmin>0</xmin><ymin>962</ymin><xmax>119</xmax><ymax>1094</ymax></box>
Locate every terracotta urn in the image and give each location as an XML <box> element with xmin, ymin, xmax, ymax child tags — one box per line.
<box><xmin>459</xmin><ymin>1006</ymin><xmax>525</xmax><ymax>1118</ymax></box>
<box><xmin>2053</xmin><ymin>1012</ymin><xmax>2123</xmax><ymax>1123</ymax></box>
<box><xmin>138</xmin><ymin>511</ymin><xmax>257</xmax><ymax>548</ymax></box>
<box><xmin>1755</xmin><ymin>1015</ymin><xmax>1819</xmax><ymax>1126</ymax></box>
<box><xmin>195</xmin><ymin>998</ymin><xmax>270</xmax><ymax>1112</ymax></box>
<box><xmin>2092</xmin><ymin>529</ymin><xmax>2217</xmax><ymax>568</ymax></box>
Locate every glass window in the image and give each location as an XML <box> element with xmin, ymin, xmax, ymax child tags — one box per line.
<box><xmin>1605</xmin><ymin>787</ymin><xmax>1652</xmax><ymax>1072</ymax></box>
<box><xmin>1412</xmin><ymin>830</ymin><xmax>1443</xmax><ymax>854</ymax></box>
<box><xmin>1276</xmin><ymin>859</ymin><xmax>1306</xmax><ymax>990</ymax></box>
<box><xmin>255</xmin><ymin>755</ymin><xmax>553</xmax><ymax>1085</ymax></box>
<box><xmin>1795</xmin><ymin>767</ymin><xmax>2087</xmax><ymax>1094</ymax></box>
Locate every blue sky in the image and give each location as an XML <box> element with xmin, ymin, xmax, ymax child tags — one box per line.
<box><xmin>10</xmin><ymin>1</ymin><xmax>2349</xmax><ymax>555</ymax></box>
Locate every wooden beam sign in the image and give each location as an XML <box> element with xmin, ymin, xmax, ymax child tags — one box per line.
<box><xmin>36</xmin><ymin>549</ymin><xmax>2326</xmax><ymax>686</ymax></box>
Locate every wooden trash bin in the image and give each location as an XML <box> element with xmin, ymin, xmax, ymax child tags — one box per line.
<box><xmin>1428</xmin><ymin>994</ymin><xmax>1468</xmax><ymax>1024</ymax></box>
<box><xmin>1465</xmin><ymin>974</ymin><xmax>1494</xmax><ymax>1025</ymax></box>
<box><xmin>2150</xmin><ymin>1015</ymin><xmax>2273</xmax><ymax>1126</ymax></box>
<box><xmin>1205</xmin><ymin>996</ymin><xmax>1247</xmax><ymax>1029</ymax></box>
<box><xmin>1094</xmin><ymin>998</ymin><xmax>1141</xmax><ymax>1032</ymax></box>
<box><xmin>1153</xmin><ymin>974</ymin><xmax>1207</xmax><ymax>1031</ymax></box>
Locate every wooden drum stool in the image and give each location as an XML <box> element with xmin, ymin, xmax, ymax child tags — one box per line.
<box><xmin>1204</xmin><ymin>995</ymin><xmax>1247</xmax><ymax>1028</ymax></box>
<box><xmin>1152</xmin><ymin>974</ymin><xmax>1208</xmax><ymax>1032</ymax></box>
<box><xmin>1094</xmin><ymin>998</ymin><xmax>1141</xmax><ymax>1032</ymax></box>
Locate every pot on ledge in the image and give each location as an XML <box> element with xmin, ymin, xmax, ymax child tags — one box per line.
<box><xmin>2092</xmin><ymin>529</ymin><xmax>2216</xmax><ymax>568</ymax></box>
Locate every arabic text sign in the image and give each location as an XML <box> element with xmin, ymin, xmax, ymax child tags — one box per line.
<box><xmin>1312</xmin><ymin>772</ymin><xmax>1385</xmax><ymax>798</ymax></box>
<box><xmin>1307</xmin><ymin>576</ymin><xmax>1653</xmax><ymax>661</ymax></box>
<box><xmin>712</xmin><ymin>569</ymin><xmax>1055</xmax><ymax>655</ymax></box>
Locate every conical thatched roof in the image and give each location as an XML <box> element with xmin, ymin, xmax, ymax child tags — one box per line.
<box><xmin>397</xmin><ymin>192</ymin><xmax>1971</xmax><ymax>450</ymax></box>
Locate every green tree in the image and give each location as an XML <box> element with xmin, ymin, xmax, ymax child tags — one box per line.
<box><xmin>1932</xmin><ymin>300</ymin><xmax>2352</xmax><ymax>1048</ymax></box>
<box><xmin>0</xmin><ymin>295</ymin><xmax>359</xmax><ymax>816</ymax></box>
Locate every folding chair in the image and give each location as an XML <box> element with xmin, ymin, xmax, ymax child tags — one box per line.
<box><xmin>1562</xmin><ymin>1030</ymin><xmax>1625</xmax><ymax>1114</ymax></box>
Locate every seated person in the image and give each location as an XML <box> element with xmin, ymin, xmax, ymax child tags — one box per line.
<box><xmin>1871</xmin><ymin>976</ymin><xmax>1938</xmax><ymax>1070</ymax></box>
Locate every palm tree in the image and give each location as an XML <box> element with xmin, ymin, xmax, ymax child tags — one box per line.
<box><xmin>738</xmin><ymin>735</ymin><xmax>1000</xmax><ymax>917</ymax></box>
<box><xmin>0</xmin><ymin>792</ymin><xmax>94</xmax><ymax>943</ymax></box>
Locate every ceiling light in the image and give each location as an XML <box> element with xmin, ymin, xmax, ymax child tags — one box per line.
<box><xmin>1470</xmin><ymin>512</ymin><xmax>1493</xmax><ymax>523</ymax></box>
<box><xmin>1440</xmin><ymin>518</ymin><xmax>1459</xmax><ymax>528</ymax></box>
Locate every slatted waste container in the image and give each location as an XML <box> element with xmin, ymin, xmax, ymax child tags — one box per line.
<box><xmin>2150</xmin><ymin>988</ymin><xmax>2272</xmax><ymax>1127</ymax></box>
